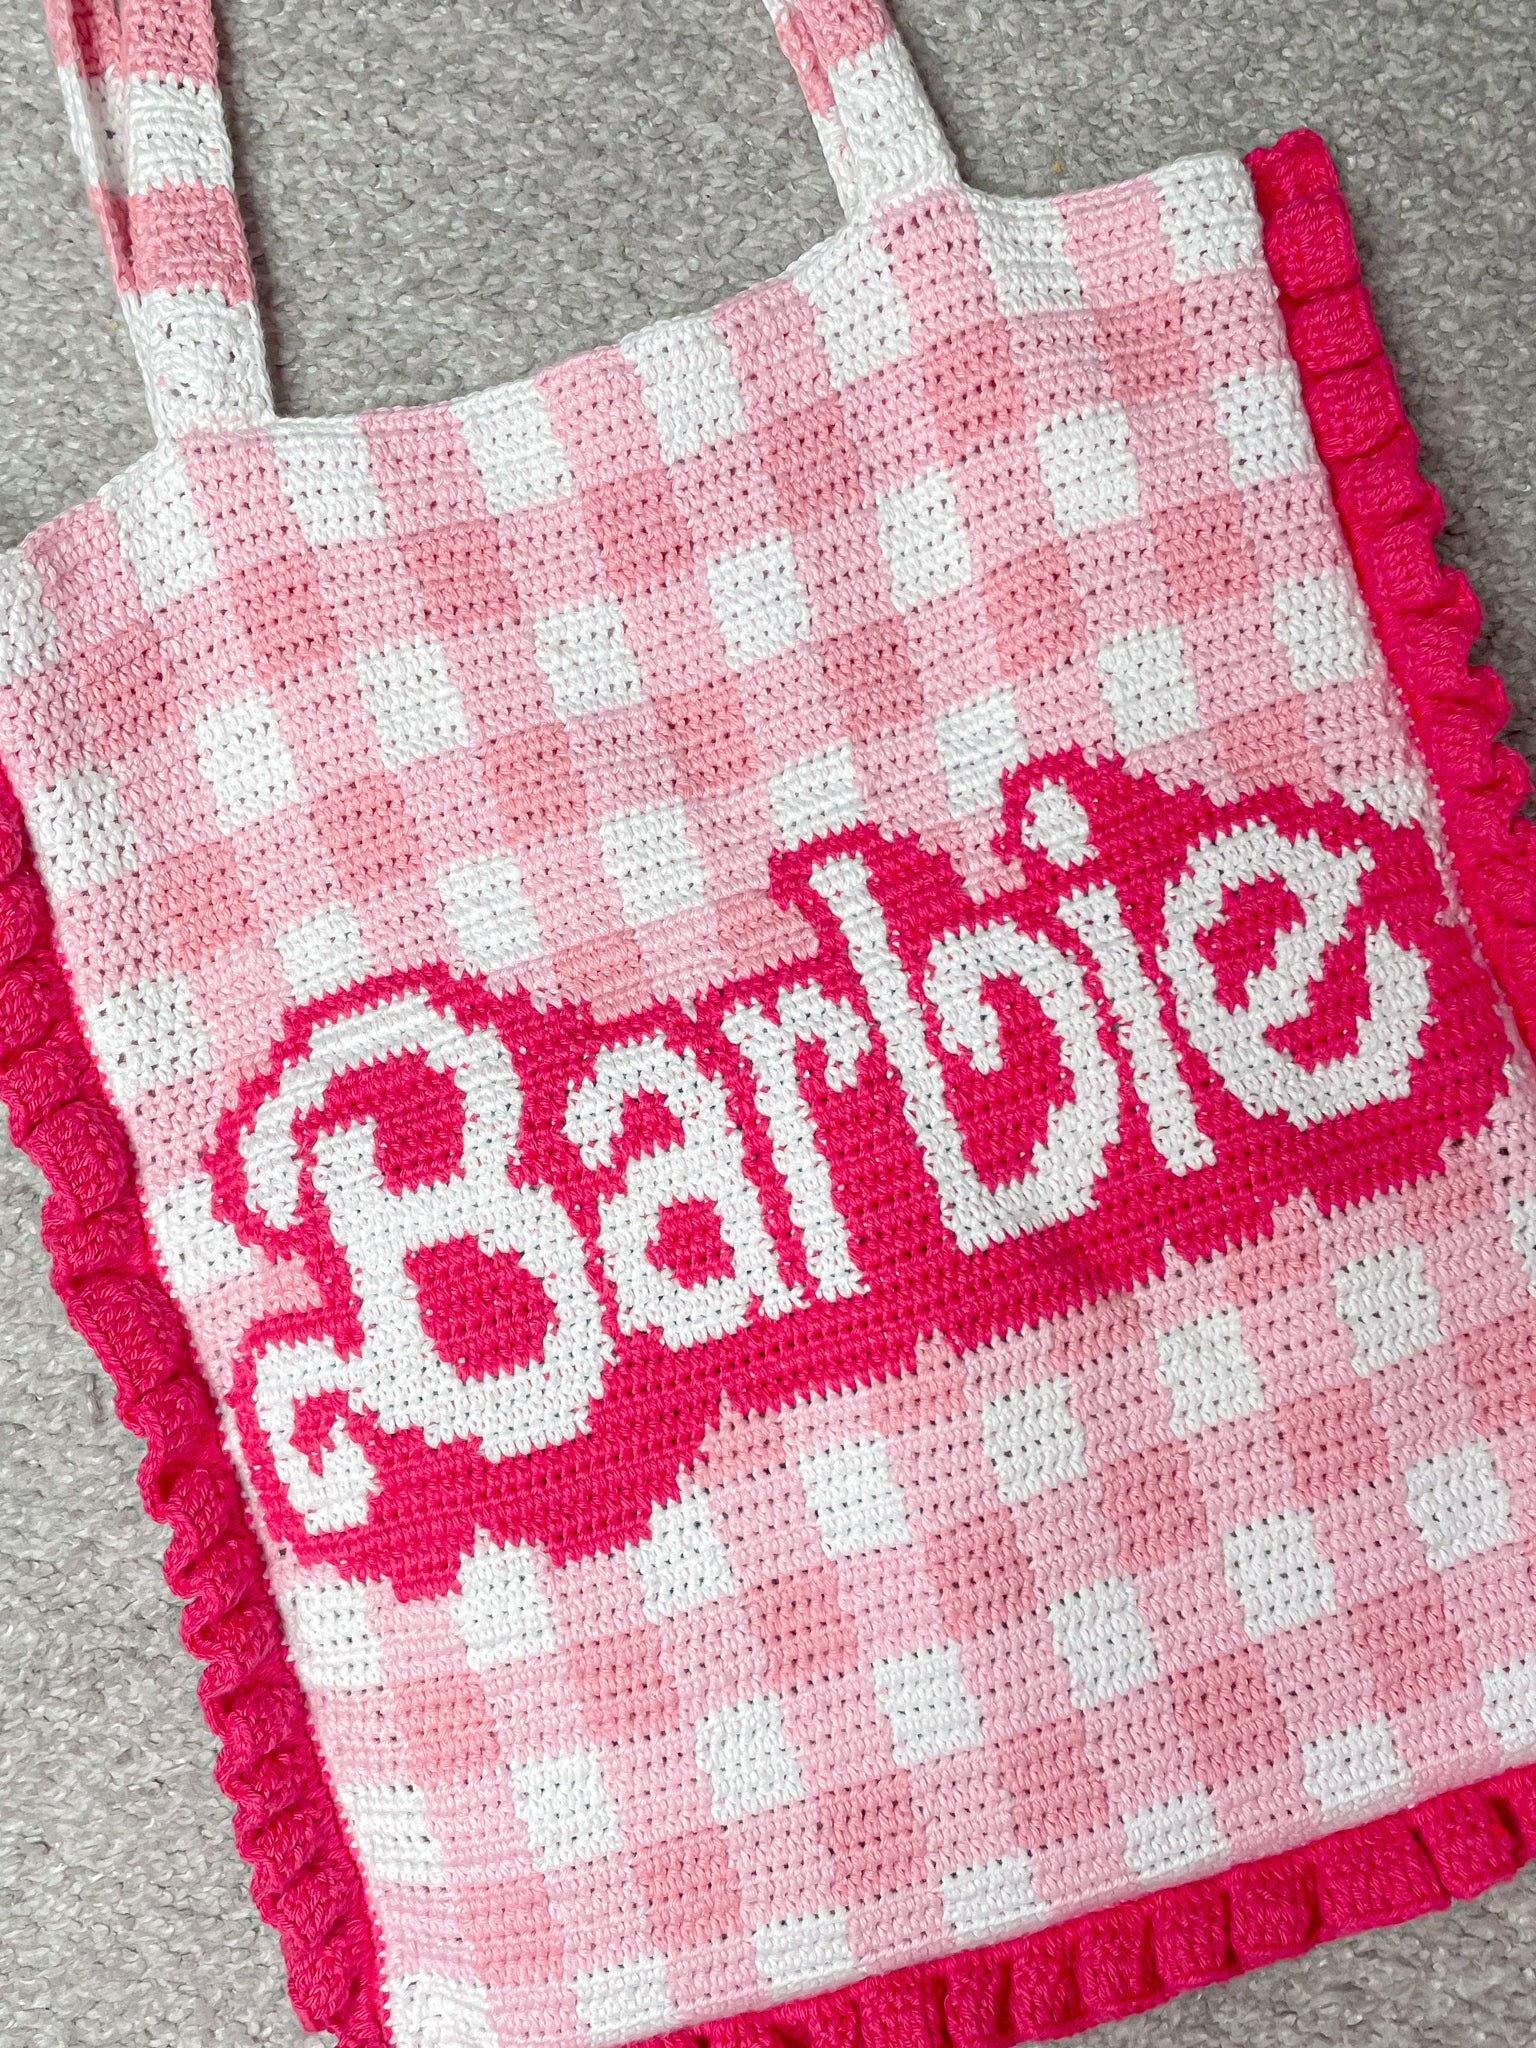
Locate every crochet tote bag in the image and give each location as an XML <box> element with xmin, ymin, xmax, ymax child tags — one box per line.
<box><xmin>6</xmin><ymin>2</ymin><xmax>1536</xmax><ymax>2042</ymax></box>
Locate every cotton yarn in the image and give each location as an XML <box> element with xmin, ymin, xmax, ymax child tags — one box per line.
<box><xmin>4</xmin><ymin>5</ymin><xmax>1536</xmax><ymax>2046</ymax></box>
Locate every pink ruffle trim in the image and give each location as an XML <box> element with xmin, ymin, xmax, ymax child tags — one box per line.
<box><xmin>650</xmin><ymin>1774</ymin><xmax>1536</xmax><ymax>2045</ymax></box>
<box><xmin>644</xmin><ymin>125</ymin><xmax>1536</xmax><ymax>2048</ymax></box>
<box><xmin>2</xmin><ymin>124</ymin><xmax>1533</xmax><ymax>2048</ymax></box>
<box><xmin>0</xmin><ymin>771</ymin><xmax>387</xmax><ymax>2040</ymax></box>
<box><xmin>1247</xmin><ymin>128</ymin><xmax>1536</xmax><ymax>1047</ymax></box>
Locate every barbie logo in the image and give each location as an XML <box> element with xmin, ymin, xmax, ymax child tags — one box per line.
<box><xmin>209</xmin><ymin>751</ymin><xmax>1506</xmax><ymax>1595</ymax></box>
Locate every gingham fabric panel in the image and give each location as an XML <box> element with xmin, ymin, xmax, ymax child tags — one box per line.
<box><xmin>272</xmin><ymin>1125</ymin><xmax>1536</xmax><ymax>2048</ymax></box>
<box><xmin>5</xmin><ymin>5</ymin><xmax>1536</xmax><ymax>2046</ymax></box>
<box><xmin>43</xmin><ymin>0</ymin><xmax>273</xmax><ymax>434</ymax></box>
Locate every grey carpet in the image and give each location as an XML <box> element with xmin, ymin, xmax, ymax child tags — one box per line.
<box><xmin>1</xmin><ymin>2</ymin><xmax>1533</xmax><ymax>2042</ymax></box>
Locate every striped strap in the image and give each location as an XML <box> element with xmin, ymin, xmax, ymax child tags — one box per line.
<box><xmin>761</xmin><ymin>0</ymin><xmax>959</xmax><ymax>218</ymax></box>
<box><xmin>43</xmin><ymin>0</ymin><xmax>956</xmax><ymax>439</ymax></box>
<box><xmin>46</xmin><ymin>0</ymin><xmax>273</xmax><ymax>438</ymax></box>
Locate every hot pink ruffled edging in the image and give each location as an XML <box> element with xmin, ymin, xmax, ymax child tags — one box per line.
<box><xmin>0</xmin><ymin>839</ymin><xmax>392</xmax><ymax>2044</ymax></box>
<box><xmin>2</xmin><ymin>126</ymin><xmax>1534</xmax><ymax>2048</ymax></box>
<box><xmin>1248</xmin><ymin>130</ymin><xmax>1536</xmax><ymax>1051</ymax></box>
<box><xmin>0</xmin><ymin>815</ymin><xmax>386</xmax><ymax>2036</ymax></box>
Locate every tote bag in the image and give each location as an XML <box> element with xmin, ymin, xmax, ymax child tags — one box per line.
<box><xmin>5</xmin><ymin>2</ymin><xmax>1536</xmax><ymax>2042</ymax></box>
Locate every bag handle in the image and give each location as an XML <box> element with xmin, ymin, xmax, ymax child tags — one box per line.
<box><xmin>762</xmin><ymin>0</ymin><xmax>960</xmax><ymax>217</ymax></box>
<box><xmin>44</xmin><ymin>0</ymin><xmax>958</xmax><ymax>440</ymax></box>
<box><xmin>45</xmin><ymin>0</ymin><xmax>274</xmax><ymax>437</ymax></box>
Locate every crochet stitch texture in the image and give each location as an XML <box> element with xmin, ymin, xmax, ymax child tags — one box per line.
<box><xmin>6</xmin><ymin>5</ymin><xmax>1536</xmax><ymax>2045</ymax></box>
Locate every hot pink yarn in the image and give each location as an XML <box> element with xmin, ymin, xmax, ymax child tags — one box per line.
<box><xmin>4</xmin><ymin>9</ymin><xmax>1536</xmax><ymax>2045</ymax></box>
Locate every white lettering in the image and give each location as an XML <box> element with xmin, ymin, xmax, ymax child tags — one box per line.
<box><xmin>565</xmin><ymin>1035</ymin><xmax>798</xmax><ymax>1348</ymax></box>
<box><xmin>722</xmin><ymin>982</ymin><xmax>871</xmax><ymax>1302</ymax></box>
<box><xmin>241</xmin><ymin>992</ymin><xmax>610</xmax><ymax>1532</ymax></box>
<box><xmin>1159</xmin><ymin>823</ymin><xmax>1431</xmax><ymax>1129</ymax></box>
<box><xmin>810</xmin><ymin>855</ymin><xmax>1119</xmax><ymax>1254</ymax></box>
<box><xmin>1058</xmin><ymin>884</ymin><xmax>1214</xmax><ymax>1174</ymax></box>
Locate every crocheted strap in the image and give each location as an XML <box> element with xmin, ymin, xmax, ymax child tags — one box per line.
<box><xmin>41</xmin><ymin>0</ymin><xmax>959</xmax><ymax>442</ymax></box>
<box><xmin>44</xmin><ymin>0</ymin><xmax>273</xmax><ymax>437</ymax></box>
<box><xmin>761</xmin><ymin>0</ymin><xmax>960</xmax><ymax>216</ymax></box>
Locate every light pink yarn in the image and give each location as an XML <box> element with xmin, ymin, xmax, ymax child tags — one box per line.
<box><xmin>4</xmin><ymin>7</ymin><xmax>1536</xmax><ymax>2047</ymax></box>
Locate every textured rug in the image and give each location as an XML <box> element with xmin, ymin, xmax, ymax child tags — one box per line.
<box><xmin>0</xmin><ymin>2</ymin><xmax>1532</xmax><ymax>2042</ymax></box>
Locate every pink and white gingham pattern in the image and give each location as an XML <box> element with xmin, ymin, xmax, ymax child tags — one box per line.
<box><xmin>2</xmin><ymin>155</ymin><xmax>1422</xmax><ymax>1213</ymax></box>
<box><xmin>271</xmin><ymin>1100</ymin><xmax>1536</xmax><ymax>2046</ymax></box>
<box><xmin>42</xmin><ymin>0</ymin><xmax>273</xmax><ymax>434</ymax></box>
<box><xmin>7</xmin><ymin>4</ymin><xmax>1536</xmax><ymax>2043</ymax></box>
